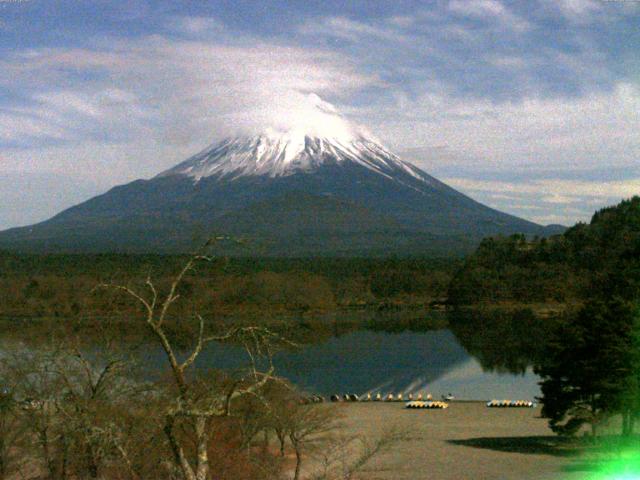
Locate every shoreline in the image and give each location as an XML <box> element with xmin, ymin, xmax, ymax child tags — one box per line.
<box><xmin>325</xmin><ymin>402</ymin><xmax>584</xmax><ymax>480</ymax></box>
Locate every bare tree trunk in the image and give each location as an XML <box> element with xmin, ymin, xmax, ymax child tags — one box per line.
<box><xmin>60</xmin><ymin>431</ymin><xmax>69</xmax><ymax>480</ymax></box>
<box><xmin>195</xmin><ymin>417</ymin><xmax>210</xmax><ymax>480</ymax></box>
<box><xmin>622</xmin><ymin>410</ymin><xmax>630</xmax><ymax>436</ymax></box>
<box><xmin>291</xmin><ymin>437</ymin><xmax>302</xmax><ymax>480</ymax></box>
<box><xmin>0</xmin><ymin>438</ymin><xmax>6</xmax><ymax>480</ymax></box>
<box><xmin>85</xmin><ymin>440</ymin><xmax>99</xmax><ymax>478</ymax></box>
<box><xmin>276</xmin><ymin>429</ymin><xmax>286</xmax><ymax>457</ymax></box>
<box><xmin>164</xmin><ymin>416</ymin><xmax>197</xmax><ymax>480</ymax></box>
<box><xmin>39</xmin><ymin>425</ymin><xmax>58</xmax><ymax>480</ymax></box>
<box><xmin>261</xmin><ymin>429</ymin><xmax>269</xmax><ymax>456</ymax></box>
<box><xmin>100</xmin><ymin>250</ymin><xmax>288</xmax><ymax>480</ymax></box>
<box><xmin>590</xmin><ymin>398</ymin><xmax>597</xmax><ymax>438</ymax></box>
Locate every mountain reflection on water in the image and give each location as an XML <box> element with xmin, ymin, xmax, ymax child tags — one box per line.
<box><xmin>188</xmin><ymin>309</ymin><xmax>551</xmax><ymax>400</ymax></box>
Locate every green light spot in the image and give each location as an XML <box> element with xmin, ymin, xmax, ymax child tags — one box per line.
<box><xmin>585</xmin><ymin>450</ymin><xmax>640</xmax><ymax>480</ymax></box>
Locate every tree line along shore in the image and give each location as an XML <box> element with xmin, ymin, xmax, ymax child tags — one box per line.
<box><xmin>0</xmin><ymin>254</ymin><xmax>458</xmax><ymax>320</ymax></box>
<box><xmin>5</xmin><ymin>199</ymin><xmax>639</xmax><ymax>321</ymax></box>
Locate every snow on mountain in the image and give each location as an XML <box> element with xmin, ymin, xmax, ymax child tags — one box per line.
<box><xmin>0</xmin><ymin>93</ymin><xmax>559</xmax><ymax>256</ymax></box>
<box><xmin>157</xmin><ymin>95</ymin><xmax>430</xmax><ymax>185</ymax></box>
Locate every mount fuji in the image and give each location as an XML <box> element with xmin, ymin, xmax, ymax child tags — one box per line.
<box><xmin>0</xmin><ymin>96</ymin><xmax>561</xmax><ymax>256</ymax></box>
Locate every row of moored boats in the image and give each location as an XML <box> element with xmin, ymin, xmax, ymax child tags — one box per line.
<box><xmin>486</xmin><ymin>400</ymin><xmax>536</xmax><ymax>408</ymax></box>
<box><xmin>301</xmin><ymin>394</ymin><xmax>536</xmax><ymax>408</ymax></box>
<box><xmin>329</xmin><ymin>393</ymin><xmax>438</xmax><ymax>403</ymax></box>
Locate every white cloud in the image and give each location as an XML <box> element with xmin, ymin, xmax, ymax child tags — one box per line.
<box><xmin>489</xmin><ymin>192</ymin><xmax>524</xmax><ymax>201</ymax></box>
<box><xmin>444</xmin><ymin>177</ymin><xmax>640</xmax><ymax>200</ymax></box>
<box><xmin>0</xmin><ymin>111</ymin><xmax>66</xmax><ymax>143</ymax></box>
<box><xmin>386</xmin><ymin>15</ymin><xmax>415</xmax><ymax>28</ymax></box>
<box><xmin>0</xmin><ymin>88</ymin><xmax>153</xmax><ymax>145</ymax></box>
<box><xmin>448</xmin><ymin>0</ymin><xmax>531</xmax><ymax>31</ymax></box>
<box><xmin>529</xmin><ymin>213</ymin><xmax>580</xmax><ymax>225</ymax></box>
<box><xmin>168</xmin><ymin>16</ymin><xmax>226</xmax><ymax>36</ymax></box>
<box><xmin>542</xmin><ymin>0</ymin><xmax>638</xmax><ymax>24</ymax></box>
<box><xmin>0</xmin><ymin>36</ymin><xmax>376</xmax><ymax>150</ymax></box>
<box><xmin>34</xmin><ymin>91</ymin><xmax>101</xmax><ymax>118</ymax></box>
<box><xmin>298</xmin><ymin>16</ymin><xmax>411</xmax><ymax>43</ymax></box>
<box><xmin>553</xmin><ymin>0</ymin><xmax>603</xmax><ymax>22</ymax></box>
<box><xmin>362</xmin><ymin>82</ymin><xmax>640</xmax><ymax>174</ymax></box>
<box><xmin>2</xmin><ymin>140</ymin><xmax>200</xmax><ymax>188</ymax></box>
<box><xmin>486</xmin><ymin>55</ymin><xmax>528</xmax><ymax>68</ymax></box>
<box><xmin>440</xmin><ymin>176</ymin><xmax>640</xmax><ymax>224</ymax></box>
<box><xmin>541</xmin><ymin>193</ymin><xmax>580</xmax><ymax>204</ymax></box>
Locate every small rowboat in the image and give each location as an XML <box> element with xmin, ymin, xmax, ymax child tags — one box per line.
<box><xmin>486</xmin><ymin>400</ymin><xmax>535</xmax><ymax>408</ymax></box>
<box><xmin>405</xmin><ymin>400</ymin><xmax>449</xmax><ymax>409</ymax></box>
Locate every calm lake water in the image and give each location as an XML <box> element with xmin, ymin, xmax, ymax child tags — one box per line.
<box><xmin>193</xmin><ymin>328</ymin><xmax>541</xmax><ymax>400</ymax></box>
<box><xmin>5</xmin><ymin>309</ymin><xmax>545</xmax><ymax>401</ymax></box>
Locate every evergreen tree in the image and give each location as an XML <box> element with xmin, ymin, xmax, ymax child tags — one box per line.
<box><xmin>535</xmin><ymin>298</ymin><xmax>639</xmax><ymax>436</ymax></box>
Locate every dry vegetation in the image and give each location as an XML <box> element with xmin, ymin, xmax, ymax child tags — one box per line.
<box><xmin>0</xmin><ymin>248</ymin><xmax>407</xmax><ymax>480</ymax></box>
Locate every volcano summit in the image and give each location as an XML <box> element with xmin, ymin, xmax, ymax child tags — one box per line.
<box><xmin>0</xmin><ymin>97</ymin><xmax>560</xmax><ymax>255</ymax></box>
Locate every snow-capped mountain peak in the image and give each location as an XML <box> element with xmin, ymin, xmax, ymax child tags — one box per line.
<box><xmin>157</xmin><ymin>95</ymin><xmax>428</xmax><ymax>184</ymax></box>
<box><xmin>0</xmin><ymin>97</ymin><xmax>553</xmax><ymax>256</ymax></box>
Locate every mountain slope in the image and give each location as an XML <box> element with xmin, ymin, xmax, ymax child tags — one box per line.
<box><xmin>0</xmin><ymin>97</ymin><xmax>560</xmax><ymax>256</ymax></box>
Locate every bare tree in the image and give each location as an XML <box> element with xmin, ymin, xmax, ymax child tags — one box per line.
<box><xmin>1</xmin><ymin>347</ymin><xmax>70</xmax><ymax>480</ymax></box>
<box><xmin>50</xmin><ymin>339</ymin><xmax>149</xmax><ymax>479</ymax></box>
<box><xmin>287</xmin><ymin>406</ymin><xmax>339</xmax><ymax>480</ymax></box>
<box><xmin>0</xmin><ymin>386</ymin><xmax>25</xmax><ymax>480</ymax></box>
<box><xmin>98</xmin><ymin>243</ymin><xmax>289</xmax><ymax>480</ymax></box>
<box><xmin>310</xmin><ymin>428</ymin><xmax>408</xmax><ymax>480</ymax></box>
<box><xmin>1</xmin><ymin>329</ymin><xmax>155</xmax><ymax>480</ymax></box>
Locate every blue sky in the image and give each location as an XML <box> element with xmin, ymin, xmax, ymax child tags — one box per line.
<box><xmin>1</xmin><ymin>0</ymin><xmax>639</xmax><ymax>228</ymax></box>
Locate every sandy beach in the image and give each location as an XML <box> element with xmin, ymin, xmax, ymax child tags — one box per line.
<box><xmin>329</xmin><ymin>402</ymin><xmax>585</xmax><ymax>480</ymax></box>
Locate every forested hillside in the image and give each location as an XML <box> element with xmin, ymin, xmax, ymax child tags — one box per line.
<box><xmin>448</xmin><ymin>196</ymin><xmax>640</xmax><ymax>306</ymax></box>
<box><xmin>0</xmin><ymin>254</ymin><xmax>457</xmax><ymax>319</ymax></box>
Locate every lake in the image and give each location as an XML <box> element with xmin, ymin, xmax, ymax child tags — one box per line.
<box><xmin>3</xmin><ymin>308</ymin><xmax>547</xmax><ymax>401</ymax></box>
<box><xmin>161</xmin><ymin>308</ymin><xmax>545</xmax><ymax>400</ymax></box>
<box><xmin>193</xmin><ymin>328</ymin><xmax>541</xmax><ymax>400</ymax></box>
